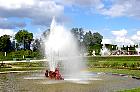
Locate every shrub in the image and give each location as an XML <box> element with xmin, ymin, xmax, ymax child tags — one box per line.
<box><xmin>0</xmin><ymin>50</ymin><xmax>43</xmax><ymax>61</ymax></box>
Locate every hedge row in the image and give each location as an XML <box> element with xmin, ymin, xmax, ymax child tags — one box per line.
<box><xmin>0</xmin><ymin>50</ymin><xmax>43</xmax><ymax>61</ymax></box>
<box><xmin>87</xmin><ymin>56</ymin><xmax>140</xmax><ymax>70</ymax></box>
<box><xmin>87</xmin><ymin>56</ymin><xmax>140</xmax><ymax>62</ymax></box>
<box><xmin>88</xmin><ymin>61</ymin><xmax>140</xmax><ymax>70</ymax></box>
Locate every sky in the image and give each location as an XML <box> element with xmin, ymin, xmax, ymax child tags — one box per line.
<box><xmin>0</xmin><ymin>0</ymin><xmax>140</xmax><ymax>46</ymax></box>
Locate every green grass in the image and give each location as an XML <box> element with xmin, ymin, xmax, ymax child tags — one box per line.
<box><xmin>87</xmin><ymin>57</ymin><xmax>140</xmax><ymax>92</ymax></box>
<box><xmin>118</xmin><ymin>87</ymin><xmax>140</xmax><ymax>92</ymax></box>
<box><xmin>0</xmin><ymin>56</ymin><xmax>140</xmax><ymax>91</ymax></box>
<box><xmin>87</xmin><ymin>60</ymin><xmax>140</xmax><ymax>70</ymax></box>
<box><xmin>89</xmin><ymin>68</ymin><xmax>140</xmax><ymax>77</ymax></box>
<box><xmin>0</xmin><ymin>61</ymin><xmax>46</xmax><ymax>72</ymax></box>
<box><xmin>10</xmin><ymin>61</ymin><xmax>45</xmax><ymax>67</ymax></box>
<box><xmin>0</xmin><ymin>67</ymin><xmax>44</xmax><ymax>72</ymax></box>
<box><xmin>82</xmin><ymin>56</ymin><xmax>140</xmax><ymax>92</ymax></box>
<box><xmin>87</xmin><ymin>56</ymin><xmax>140</xmax><ymax>62</ymax></box>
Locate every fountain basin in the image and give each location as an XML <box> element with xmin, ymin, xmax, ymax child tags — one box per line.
<box><xmin>0</xmin><ymin>71</ymin><xmax>140</xmax><ymax>92</ymax></box>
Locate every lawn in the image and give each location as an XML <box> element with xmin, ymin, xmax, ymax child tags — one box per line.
<box><xmin>89</xmin><ymin>68</ymin><xmax>140</xmax><ymax>77</ymax></box>
<box><xmin>1</xmin><ymin>56</ymin><xmax>140</xmax><ymax>91</ymax></box>
<box><xmin>118</xmin><ymin>87</ymin><xmax>140</xmax><ymax>92</ymax></box>
<box><xmin>87</xmin><ymin>56</ymin><xmax>140</xmax><ymax>92</ymax></box>
<box><xmin>0</xmin><ymin>67</ymin><xmax>44</xmax><ymax>72</ymax></box>
<box><xmin>0</xmin><ymin>61</ymin><xmax>46</xmax><ymax>72</ymax></box>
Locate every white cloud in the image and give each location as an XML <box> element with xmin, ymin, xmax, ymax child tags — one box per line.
<box><xmin>33</xmin><ymin>28</ymin><xmax>45</xmax><ymax>39</ymax></box>
<box><xmin>131</xmin><ymin>31</ymin><xmax>140</xmax><ymax>41</ymax></box>
<box><xmin>0</xmin><ymin>0</ymin><xmax>139</xmax><ymax>27</ymax></box>
<box><xmin>101</xmin><ymin>4</ymin><xmax>126</xmax><ymax>17</ymax></box>
<box><xmin>99</xmin><ymin>0</ymin><xmax>140</xmax><ymax>18</ymax></box>
<box><xmin>61</xmin><ymin>0</ymin><xmax>104</xmax><ymax>8</ymax></box>
<box><xmin>115</xmin><ymin>37</ymin><xmax>134</xmax><ymax>45</ymax></box>
<box><xmin>0</xmin><ymin>0</ymin><xmax>64</xmax><ymax>26</ymax></box>
<box><xmin>111</xmin><ymin>29</ymin><xmax>127</xmax><ymax>37</ymax></box>
<box><xmin>115</xmin><ymin>36</ymin><xmax>125</xmax><ymax>43</ymax></box>
<box><xmin>63</xmin><ymin>0</ymin><xmax>140</xmax><ymax>18</ymax></box>
<box><xmin>131</xmin><ymin>35</ymin><xmax>138</xmax><ymax>40</ymax></box>
<box><xmin>62</xmin><ymin>0</ymin><xmax>140</xmax><ymax>18</ymax></box>
<box><xmin>111</xmin><ymin>29</ymin><xmax>134</xmax><ymax>46</ymax></box>
<box><xmin>125</xmin><ymin>38</ymin><xmax>134</xmax><ymax>45</ymax></box>
<box><xmin>0</xmin><ymin>0</ymin><xmax>34</xmax><ymax>9</ymax></box>
<box><xmin>60</xmin><ymin>0</ymin><xmax>140</xmax><ymax>18</ymax></box>
<box><xmin>0</xmin><ymin>0</ymin><xmax>139</xmax><ymax>28</ymax></box>
<box><xmin>0</xmin><ymin>29</ymin><xmax>16</xmax><ymax>37</ymax></box>
<box><xmin>101</xmin><ymin>38</ymin><xmax>112</xmax><ymax>44</ymax></box>
<box><xmin>137</xmin><ymin>31</ymin><xmax>140</xmax><ymax>36</ymax></box>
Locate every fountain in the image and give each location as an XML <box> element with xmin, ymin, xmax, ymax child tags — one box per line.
<box><xmin>1</xmin><ymin>17</ymin><xmax>140</xmax><ymax>92</ymax></box>
<box><xmin>44</xmin><ymin>17</ymin><xmax>87</xmax><ymax>81</ymax></box>
<box><xmin>100</xmin><ymin>44</ymin><xmax>111</xmax><ymax>56</ymax></box>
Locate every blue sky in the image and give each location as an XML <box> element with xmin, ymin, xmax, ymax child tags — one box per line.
<box><xmin>0</xmin><ymin>0</ymin><xmax>140</xmax><ymax>45</ymax></box>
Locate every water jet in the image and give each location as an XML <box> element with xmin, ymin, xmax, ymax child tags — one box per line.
<box><xmin>44</xmin><ymin>17</ymin><xmax>87</xmax><ymax>81</ymax></box>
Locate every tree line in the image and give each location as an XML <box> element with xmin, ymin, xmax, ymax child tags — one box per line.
<box><xmin>0</xmin><ymin>28</ymin><xmax>103</xmax><ymax>60</ymax></box>
<box><xmin>0</xmin><ymin>30</ymin><xmax>42</xmax><ymax>60</ymax></box>
<box><xmin>71</xmin><ymin>28</ymin><xmax>103</xmax><ymax>55</ymax></box>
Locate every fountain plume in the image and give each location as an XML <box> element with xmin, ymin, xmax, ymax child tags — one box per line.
<box><xmin>44</xmin><ymin>17</ymin><xmax>87</xmax><ymax>80</ymax></box>
<box><xmin>101</xmin><ymin>44</ymin><xmax>111</xmax><ymax>56</ymax></box>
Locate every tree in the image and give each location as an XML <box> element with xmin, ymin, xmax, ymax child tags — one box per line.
<box><xmin>83</xmin><ymin>31</ymin><xmax>103</xmax><ymax>55</ymax></box>
<box><xmin>71</xmin><ymin>28</ymin><xmax>85</xmax><ymax>54</ymax></box>
<box><xmin>79</xmin><ymin>28</ymin><xmax>84</xmax><ymax>42</ymax></box>
<box><xmin>83</xmin><ymin>31</ymin><xmax>103</xmax><ymax>46</ymax></box>
<box><xmin>71</xmin><ymin>28</ymin><xmax>79</xmax><ymax>40</ymax></box>
<box><xmin>32</xmin><ymin>39</ymin><xmax>41</xmax><ymax>51</ymax></box>
<box><xmin>15</xmin><ymin>29</ymin><xmax>33</xmax><ymax>50</ymax></box>
<box><xmin>0</xmin><ymin>35</ymin><xmax>13</xmax><ymax>52</ymax></box>
<box><xmin>71</xmin><ymin>28</ymin><xmax>84</xmax><ymax>43</ymax></box>
<box><xmin>92</xmin><ymin>32</ymin><xmax>103</xmax><ymax>44</ymax></box>
<box><xmin>83</xmin><ymin>31</ymin><xmax>93</xmax><ymax>46</ymax></box>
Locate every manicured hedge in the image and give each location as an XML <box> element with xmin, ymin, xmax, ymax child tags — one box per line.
<box><xmin>87</xmin><ymin>56</ymin><xmax>140</xmax><ymax>62</ymax></box>
<box><xmin>0</xmin><ymin>50</ymin><xmax>43</xmax><ymax>61</ymax></box>
<box><xmin>87</xmin><ymin>56</ymin><xmax>140</xmax><ymax>70</ymax></box>
<box><xmin>10</xmin><ymin>62</ymin><xmax>45</xmax><ymax>67</ymax></box>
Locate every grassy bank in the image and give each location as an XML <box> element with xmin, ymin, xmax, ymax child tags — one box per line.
<box><xmin>0</xmin><ymin>67</ymin><xmax>44</xmax><ymax>72</ymax></box>
<box><xmin>118</xmin><ymin>87</ymin><xmax>140</xmax><ymax>92</ymax></box>
<box><xmin>88</xmin><ymin>61</ymin><xmax>140</xmax><ymax>70</ymax></box>
<box><xmin>89</xmin><ymin>68</ymin><xmax>140</xmax><ymax>77</ymax></box>
<box><xmin>87</xmin><ymin>56</ymin><xmax>140</xmax><ymax>92</ymax></box>
<box><xmin>87</xmin><ymin>56</ymin><xmax>140</xmax><ymax>62</ymax></box>
<box><xmin>87</xmin><ymin>56</ymin><xmax>140</xmax><ymax>77</ymax></box>
<box><xmin>10</xmin><ymin>62</ymin><xmax>45</xmax><ymax>67</ymax></box>
<box><xmin>0</xmin><ymin>61</ymin><xmax>45</xmax><ymax>72</ymax></box>
<box><xmin>0</xmin><ymin>56</ymin><xmax>140</xmax><ymax>91</ymax></box>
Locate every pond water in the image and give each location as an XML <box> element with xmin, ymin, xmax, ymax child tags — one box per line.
<box><xmin>0</xmin><ymin>71</ymin><xmax>140</xmax><ymax>92</ymax></box>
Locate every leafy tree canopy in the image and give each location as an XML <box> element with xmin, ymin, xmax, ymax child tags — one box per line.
<box><xmin>0</xmin><ymin>35</ymin><xmax>13</xmax><ymax>52</ymax></box>
<box><xmin>15</xmin><ymin>29</ymin><xmax>33</xmax><ymax>50</ymax></box>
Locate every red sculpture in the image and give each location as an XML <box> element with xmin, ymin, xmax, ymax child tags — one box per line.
<box><xmin>45</xmin><ymin>68</ymin><xmax>64</xmax><ymax>80</ymax></box>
